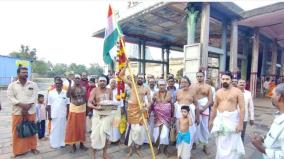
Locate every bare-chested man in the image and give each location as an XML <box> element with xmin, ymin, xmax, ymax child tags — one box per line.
<box><xmin>175</xmin><ymin>76</ymin><xmax>200</xmax><ymax>150</ymax></box>
<box><xmin>119</xmin><ymin>62</ymin><xmax>151</xmax><ymax>158</ymax></box>
<box><xmin>151</xmin><ymin>79</ymin><xmax>173</xmax><ymax>156</ymax></box>
<box><xmin>65</xmin><ymin>74</ymin><xmax>88</xmax><ymax>153</ymax></box>
<box><xmin>209</xmin><ymin>71</ymin><xmax>245</xmax><ymax>159</ymax></box>
<box><xmin>193</xmin><ymin>71</ymin><xmax>213</xmax><ymax>154</ymax></box>
<box><xmin>88</xmin><ymin>75</ymin><xmax>113</xmax><ymax>159</ymax></box>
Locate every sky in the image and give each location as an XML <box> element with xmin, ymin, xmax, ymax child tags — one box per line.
<box><xmin>0</xmin><ymin>0</ymin><xmax>278</xmax><ymax>66</ymax></box>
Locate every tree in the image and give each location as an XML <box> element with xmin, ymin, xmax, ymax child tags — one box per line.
<box><xmin>88</xmin><ymin>63</ymin><xmax>104</xmax><ymax>75</ymax></box>
<box><xmin>67</xmin><ymin>63</ymin><xmax>87</xmax><ymax>74</ymax></box>
<box><xmin>10</xmin><ymin>45</ymin><xmax>37</xmax><ymax>61</ymax></box>
<box><xmin>32</xmin><ymin>60</ymin><xmax>49</xmax><ymax>74</ymax></box>
<box><xmin>51</xmin><ymin>63</ymin><xmax>68</xmax><ymax>77</ymax></box>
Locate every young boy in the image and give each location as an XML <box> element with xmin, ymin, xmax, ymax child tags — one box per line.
<box><xmin>176</xmin><ymin>105</ymin><xmax>192</xmax><ymax>159</ymax></box>
<box><xmin>35</xmin><ymin>94</ymin><xmax>47</xmax><ymax>140</ymax></box>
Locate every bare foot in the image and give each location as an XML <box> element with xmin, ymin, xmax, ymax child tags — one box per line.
<box><xmin>126</xmin><ymin>148</ymin><xmax>133</xmax><ymax>159</ymax></box>
<box><xmin>40</xmin><ymin>137</ymin><xmax>48</xmax><ymax>141</ymax></box>
<box><xmin>154</xmin><ymin>147</ymin><xmax>161</xmax><ymax>155</ymax></box>
<box><xmin>69</xmin><ymin>145</ymin><xmax>76</xmax><ymax>153</ymax></box>
<box><xmin>163</xmin><ymin>149</ymin><xmax>170</xmax><ymax>157</ymax></box>
<box><xmin>80</xmin><ymin>144</ymin><xmax>88</xmax><ymax>151</ymax></box>
<box><xmin>103</xmin><ymin>153</ymin><xmax>110</xmax><ymax>159</ymax></box>
<box><xmin>192</xmin><ymin>143</ymin><xmax>196</xmax><ymax>150</ymax></box>
<box><xmin>31</xmin><ymin>149</ymin><xmax>40</xmax><ymax>155</ymax></box>
<box><xmin>203</xmin><ymin>146</ymin><xmax>210</xmax><ymax>155</ymax></box>
<box><xmin>135</xmin><ymin>148</ymin><xmax>142</xmax><ymax>157</ymax></box>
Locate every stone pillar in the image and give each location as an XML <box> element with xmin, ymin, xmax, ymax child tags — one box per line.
<box><xmin>271</xmin><ymin>41</ymin><xmax>277</xmax><ymax>77</ymax></box>
<box><xmin>138</xmin><ymin>41</ymin><xmax>142</xmax><ymax>74</ymax></box>
<box><xmin>184</xmin><ymin>3</ymin><xmax>199</xmax><ymax>81</ymax></box>
<box><xmin>241</xmin><ymin>39</ymin><xmax>249</xmax><ymax>80</ymax></box>
<box><xmin>200</xmin><ymin>2</ymin><xmax>210</xmax><ymax>74</ymax></box>
<box><xmin>250</xmin><ymin>28</ymin><xmax>260</xmax><ymax>97</ymax></box>
<box><xmin>142</xmin><ymin>41</ymin><xmax>146</xmax><ymax>75</ymax></box>
<box><xmin>186</xmin><ymin>3</ymin><xmax>199</xmax><ymax>44</ymax></box>
<box><xmin>166</xmin><ymin>48</ymin><xmax>170</xmax><ymax>75</ymax></box>
<box><xmin>161</xmin><ymin>48</ymin><xmax>165</xmax><ymax>76</ymax></box>
<box><xmin>220</xmin><ymin>20</ymin><xmax>227</xmax><ymax>73</ymax></box>
<box><xmin>229</xmin><ymin>20</ymin><xmax>238</xmax><ymax>78</ymax></box>
<box><xmin>261</xmin><ymin>44</ymin><xmax>267</xmax><ymax>76</ymax></box>
<box><xmin>281</xmin><ymin>49</ymin><xmax>284</xmax><ymax>76</ymax></box>
<box><xmin>280</xmin><ymin>48</ymin><xmax>284</xmax><ymax>81</ymax></box>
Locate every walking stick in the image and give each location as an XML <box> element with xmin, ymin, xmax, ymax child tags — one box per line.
<box><xmin>120</xmin><ymin>37</ymin><xmax>156</xmax><ymax>159</ymax></box>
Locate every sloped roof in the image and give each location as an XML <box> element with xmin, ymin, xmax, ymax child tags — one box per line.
<box><xmin>239</xmin><ymin>2</ymin><xmax>284</xmax><ymax>47</ymax></box>
<box><xmin>93</xmin><ymin>2</ymin><xmax>242</xmax><ymax>51</ymax></box>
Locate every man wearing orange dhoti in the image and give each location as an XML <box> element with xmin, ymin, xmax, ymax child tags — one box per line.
<box><xmin>7</xmin><ymin>66</ymin><xmax>39</xmax><ymax>157</ymax></box>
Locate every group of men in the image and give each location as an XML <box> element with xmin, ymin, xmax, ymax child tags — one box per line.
<box><xmin>7</xmin><ymin>65</ymin><xmax>284</xmax><ymax>159</ymax></box>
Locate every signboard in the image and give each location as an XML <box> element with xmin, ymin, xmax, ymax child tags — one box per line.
<box><xmin>16</xmin><ymin>60</ymin><xmax>30</xmax><ymax>67</ymax></box>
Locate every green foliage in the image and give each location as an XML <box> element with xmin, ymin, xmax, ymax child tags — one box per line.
<box><xmin>9</xmin><ymin>45</ymin><xmax>37</xmax><ymax>61</ymax></box>
<box><xmin>50</xmin><ymin>63</ymin><xmax>68</xmax><ymax>77</ymax></box>
<box><xmin>9</xmin><ymin>45</ymin><xmax>105</xmax><ymax>77</ymax></box>
<box><xmin>88</xmin><ymin>63</ymin><xmax>104</xmax><ymax>75</ymax></box>
<box><xmin>67</xmin><ymin>63</ymin><xmax>87</xmax><ymax>74</ymax></box>
<box><xmin>32</xmin><ymin>60</ymin><xmax>49</xmax><ymax>73</ymax></box>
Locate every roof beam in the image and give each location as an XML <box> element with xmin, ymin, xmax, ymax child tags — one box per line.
<box><xmin>257</xmin><ymin>22</ymin><xmax>282</xmax><ymax>28</ymax></box>
<box><xmin>125</xmin><ymin>33</ymin><xmax>183</xmax><ymax>48</ymax></box>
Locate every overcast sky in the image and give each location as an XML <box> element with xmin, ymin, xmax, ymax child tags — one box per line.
<box><xmin>0</xmin><ymin>0</ymin><xmax>277</xmax><ymax>66</ymax></box>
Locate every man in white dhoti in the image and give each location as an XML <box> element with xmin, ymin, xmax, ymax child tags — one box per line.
<box><xmin>146</xmin><ymin>78</ymin><xmax>157</xmax><ymax>143</ymax></box>
<box><xmin>108</xmin><ymin>79</ymin><xmax>123</xmax><ymax>143</ymax></box>
<box><xmin>119</xmin><ymin>64</ymin><xmax>151</xmax><ymax>158</ymax></box>
<box><xmin>237</xmin><ymin>79</ymin><xmax>254</xmax><ymax>142</ymax></box>
<box><xmin>88</xmin><ymin>75</ymin><xmax>113</xmax><ymax>159</ymax></box>
<box><xmin>152</xmin><ymin>79</ymin><xmax>173</xmax><ymax>155</ymax></box>
<box><xmin>176</xmin><ymin>76</ymin><xmax>200</xmax><ymax>150</ymax></box>
<box><xmin>193</xmin><ymin>71</ymin><xmax>213</xmax><ymax>154</ymax></box>
<box><xmin>251</xmin><ymin>83</ymin><xmax>284</xmax><ymax>159</ymax></box>
<box><xmin>47</xmin><ymin>78</ymin><xmax>70</xmax><ymax>149</ymax></box>
<box><xmin>209</xmin><ymin>71</ymin><xmax>245</xmax><ymax>159</ymax></box>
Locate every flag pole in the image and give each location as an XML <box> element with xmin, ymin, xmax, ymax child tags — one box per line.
<box><xmin>119</xmin><ymin>37</ymin><xmax>156</xmax><ymax>159</ymax></box>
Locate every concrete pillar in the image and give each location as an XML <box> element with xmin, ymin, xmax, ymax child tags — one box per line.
<box><xmin>229</xmin><ymin>20</ymin><xmax>238</xmax><ymax>78</ymax></box>
<box><xmin>186</xmin><ymin>3</ymin><xmax>199</xmax><ymax>44</ymax></box>
<box><xmin>166</xmin><ymin>48</ymin><xmax>170</xmax><ymax>75</ymax></box>
<box><xmin>281</xmin><ymin>49</ymin><xmax>284</xmax><ymax>76</ymax></box>
<box><xmin>142</xmin><ymin>42</ymin><xmax>146</xmax><ymax>75</ymax></box>
<box><xmin>161</xmin><ymin>48</ymin><xmax>165</xmax><ymax>76</ymax></box>
<box><xmin>261</xmin><ymin>44</ymin><xmax>267</xmax><ymax>76</ymax></box>
<box><xmin>200</xmin><ymin>2</ymin><xmax>210</xmax><ymax>73</ymax></box>
<box><xmin>241</xmin><ymin>39</ymin><xmax>249</xmax><ymax>80</ymax></box>
<box><xmin>184</xmin><ymin>4</ymin><xmax>199</xmax><ymax>81</ymax></box>
<box><xmin>271</xmin><ymin>41</ymin><xmax>277</xmax><ymax>76</ymax></box>
<box><xmin>220</xmin><ymin>20</ymin><xmax>227</xmax><ymax>73</ymax></box>
<box><xmin>138</xmin><ymin>41</ymin><xmax>142</xmax><ymax>74</ymax></box>
<box><xmin>250</xmin><ymin>28</ymin><xmax>260</xmax><ymax>97</ymax></box>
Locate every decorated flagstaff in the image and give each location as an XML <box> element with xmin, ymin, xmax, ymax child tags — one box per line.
<box><xmin>115</xmin><ymin>37</ymin><xmax>126</xmax><ymax>101</ymax></box>
<box><xmin>101</xmin><ymin>4</ymin><xmax>156</xmax><ymax>159</ymax></box>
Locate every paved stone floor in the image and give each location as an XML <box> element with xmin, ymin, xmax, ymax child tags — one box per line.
<box><xmin>0</xmin><ymin>87</ymin><xmax>276</xmax><ymax>159</ymax></box>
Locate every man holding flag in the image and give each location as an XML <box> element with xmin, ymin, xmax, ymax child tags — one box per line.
<box><xmin>101</xmin><ymin>4</ymin><xmax>155</xmax><ymax>159</ymax></box>
<box><xmin>119</xmin><ymin>63</ymin><xmax>151</xmax><ymax>158</ymax></box>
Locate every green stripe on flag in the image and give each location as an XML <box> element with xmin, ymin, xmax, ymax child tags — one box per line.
<box><xmin>103</xmin><ymin>29</ymin><xmax>119</xmax><ymax>64</ymax></box>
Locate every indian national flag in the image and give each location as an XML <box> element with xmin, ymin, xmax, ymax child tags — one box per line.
<box><xmin>103</xmin><ymin>5</ymin><xmax>122</xmax><ymax>64</ymax></box>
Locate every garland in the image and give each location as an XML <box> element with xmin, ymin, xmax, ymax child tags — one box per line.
<box><xmin>115</xmin><ymin>37</ymin><xmax>126</xmax><ymax>101</ymax></box>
